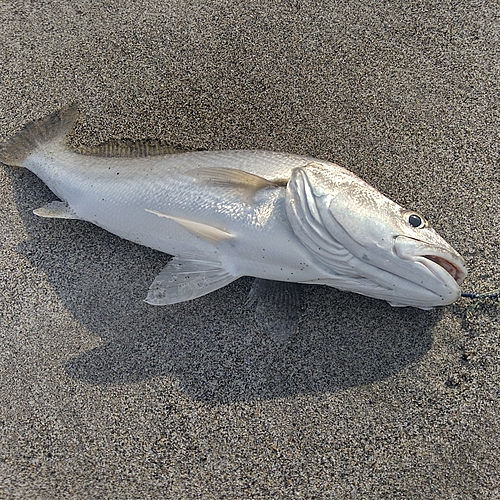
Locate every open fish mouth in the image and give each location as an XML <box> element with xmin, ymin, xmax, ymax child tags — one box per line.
<box><xmin>422</xmin><ymin>254</ymin><xmax>467</xmax><ymax>284</ymax></box>
<box><xmin>394</xmin><ymin>236</ymin><xmax>467</xmax><ymax>287</ymax></box>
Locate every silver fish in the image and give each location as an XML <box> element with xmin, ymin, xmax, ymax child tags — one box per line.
<box><xmin>0</xmin><ymin>106</ymin><xmax>467</xmax><ymax>309</ymax></box>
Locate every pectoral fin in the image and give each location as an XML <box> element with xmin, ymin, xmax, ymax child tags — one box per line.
<box><xmin>146</xmin><ymin>254</ymin><xmax>238</xmax><ymax>305</ymax></box>
<box><xmin>246</xmin><ymin>278</ymin><xmax>305</xmax><ymax>340</ymax></box>
<box><xmin>33</xmin><ymin>201</ymin><xmax>80</xmax><ymax>219</ymax></box>
<box><xmin>186</xmin><ymin>167</ymin><xmax>280</xmax><ymax>204</ymax></box>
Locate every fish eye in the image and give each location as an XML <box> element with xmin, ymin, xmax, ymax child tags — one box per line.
<box><xmin>407</xmin><ymin>213</ymin><xmax>426</xmax><ymax>229</ymax></box>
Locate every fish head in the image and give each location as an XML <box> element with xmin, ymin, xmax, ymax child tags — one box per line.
<box><xmin>286</xmin><ymin>162</ymin><xmax>467</xmax><ymax>309</ymax></box>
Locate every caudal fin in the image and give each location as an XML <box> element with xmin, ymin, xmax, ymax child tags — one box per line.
<box><xmin>0</xmin><ymin>105</ymin><xmax>78</xmax><ymax>166</ymax></box>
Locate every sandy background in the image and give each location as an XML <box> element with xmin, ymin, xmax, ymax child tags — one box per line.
<box><xmin>1</xmin><ymin>1</ymin><xmax>499</xmax><ymax>498</ymax></box>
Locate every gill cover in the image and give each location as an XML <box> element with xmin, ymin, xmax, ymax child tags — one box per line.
<box><xmin>285</xmin><ymin>162</ymin><xmax>357</xmax><ymax>276</ymax></box>
<box><xmin>286</xmin><ymin>162</ymin><xmax>388</xmax><ymax>278</ymax></box>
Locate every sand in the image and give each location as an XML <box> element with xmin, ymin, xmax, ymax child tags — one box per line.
<box><xmin>0</xmin><ymin>1</ymin><xmax>498</xmax><ymax>498</ymax></box>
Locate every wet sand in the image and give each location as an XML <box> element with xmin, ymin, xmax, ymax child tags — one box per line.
<box><xmin>1</xmin><ymin>1</ymin><xmax>498</xmax><ymax>498</ymax></box>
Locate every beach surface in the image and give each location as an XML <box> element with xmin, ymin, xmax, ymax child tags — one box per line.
<box><xmin>1</xmin><ymin>1</ymin><xmax>499</xmax><ymax>498</ymax></box>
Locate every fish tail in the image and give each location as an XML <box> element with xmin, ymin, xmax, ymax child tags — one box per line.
<box><xmin>0</xmin><ymin>105</ymin><xmax>78</xmax><ymax>166</ymax></box>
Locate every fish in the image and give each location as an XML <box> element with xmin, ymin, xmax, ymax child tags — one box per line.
<box><xmin>0</xmin><ymin>106</ymin><xmax>467</xmax><ymax>310</ymax></box>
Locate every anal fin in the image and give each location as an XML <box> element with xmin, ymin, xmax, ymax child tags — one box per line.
<box><xmin>33</xmin><ymin>201</ymin><xmax>80</xmax><ymax>219</ymax></box>
<box><xmin>145</xmin><ymin>254</ymin><xmax>239</xmax><ymax>305</ymax></box>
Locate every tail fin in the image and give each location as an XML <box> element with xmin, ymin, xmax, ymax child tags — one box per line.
<box><xmin>0</xmin><ymin>105</ymin><xmax>78</xmax><ymax>166</ymax></box>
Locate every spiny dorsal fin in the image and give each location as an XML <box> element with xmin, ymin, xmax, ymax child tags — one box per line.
<box><xmin>0</xmin><ymin>105</ymin><xmax>78</xmax><ymax>166</ymax></box>
<box><xmin>75</xmin><ymin>140</ymin><xmax>187</xmax><ymax>158</ymax></box>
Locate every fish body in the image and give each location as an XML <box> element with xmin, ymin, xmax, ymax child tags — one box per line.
<box><xmin>31</xmin><ymin>148</ymin><xmax>317</xmax><ymax>276</ymax></box>
<box><xmin>0</xmin><ymin>107</ymin><xmax>467</xmax><ymax>309</ymax></box>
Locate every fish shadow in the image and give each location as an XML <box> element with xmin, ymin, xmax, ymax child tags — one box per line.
<box><xmin>8</xmin><ymin>169</ymin><xmax>438</xmax><ymax>404</ymax></box>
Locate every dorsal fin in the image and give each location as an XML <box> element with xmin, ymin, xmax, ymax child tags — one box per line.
<box><xmin>0</xmin><ymin>104</ymin><xmax>190</xmax><ymax>163</ymax></box>
<box><xmin>0</xmin><ymin>105</ymin><xmax>78</xmax><ymax>166</ymax></box>
<box><xmin>75</xmin><ymin>140</ymin><xmax>188</xmax><ymax>158</ymax></box>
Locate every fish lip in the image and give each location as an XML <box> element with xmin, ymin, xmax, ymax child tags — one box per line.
<box><xmin>394</xmin><ymin>236</ymin><xmax>468</xmax><ymax>286</ymax></box>
<box><xmin>421</xmin><ymin>254</ymin><xmax>467</xmax><ymax>285</ymax></box>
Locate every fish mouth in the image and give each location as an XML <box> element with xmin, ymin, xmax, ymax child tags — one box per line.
<box><xmin>394</xmin><ymin>236</ymin><xmax>468</xmax><ymax>286</ymax></box>
<box><xmin>421</xmin><ymin>254</ymin><xmax>466</xmax><ymax>284</ymax></box>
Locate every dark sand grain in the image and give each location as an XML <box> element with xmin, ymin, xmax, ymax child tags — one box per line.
<box><xmin>1</xmin><ymin>1</ymin><xmax>499</xmax><ymax>498</ymax></box>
